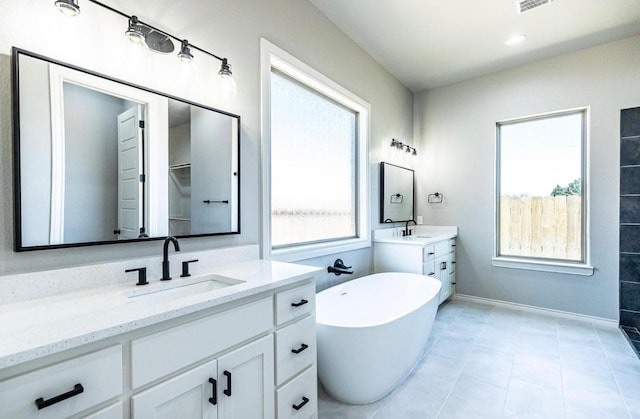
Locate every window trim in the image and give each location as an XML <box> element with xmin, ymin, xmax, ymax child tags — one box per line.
<box><xmin>260</xmin><ymin>39</ymin><xmax>370</xmax><ymax>262</ymax></box>
<box><xmin>493</xmin><ymin>107</ymin><xmax>593</xmax><ymax>276</ymax></box>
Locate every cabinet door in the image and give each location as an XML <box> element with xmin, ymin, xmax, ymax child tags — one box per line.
<box><xmin>132</xmin><ymin>359</ymin><xmax>218</xmax><ymax>419</ymax></box>
<box><xmin>217</xmin><ymin>335</ymin><xmax>275</xmax><ymax>419</ymax></box>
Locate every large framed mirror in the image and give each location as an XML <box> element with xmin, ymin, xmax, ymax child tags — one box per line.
<box><xmin>12</xmin><ymin>48</ymin><xmax>240</xmax><ymax>251</ymax></box>
<box><xmin>379</xmin><ymin>162</ymin><xmax>414</xmax><ymax>223</ymax></box>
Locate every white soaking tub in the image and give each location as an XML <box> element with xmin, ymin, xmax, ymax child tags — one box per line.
<box><xmin>316</xmin><ymin>272</ymin><xmax>441</xmax><ymax>404</ymax></box>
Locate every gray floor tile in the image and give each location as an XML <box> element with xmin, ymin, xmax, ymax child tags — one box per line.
<box><xmin>460</xmin><ymin>346</ymin><xmax>513</xmax><ymax>388</ymax></box>
<box><xmin>502</xmin><ymin>378</ymin><xmax>564</xmax><ymax>419</ymax></box>
<box><xmin>437</xmin><ymin>374</ymin><xmax>506</xmax><ymax>419</ymax></box>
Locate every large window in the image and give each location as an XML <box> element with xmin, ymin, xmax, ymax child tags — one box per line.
<box><xmin>495</xmin><ymin>109</ymin><xmax>592</xmax><ymax>275</ymax></box>
<box><xmin>261</xmin><ymin>40</ymin><xmax>370</xmax><ymax>261</ymax></box>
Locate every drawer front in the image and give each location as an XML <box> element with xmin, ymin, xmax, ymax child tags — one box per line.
<box><xmin>275</xmin><ymin>316</ymin><xmax>316</xmax><ymax>385</ymax></box>
<box><xmin>0</xmin><ymin>345</ymin><xmax>122</xmax><ymax>418</ymax></box>
<box><xmin>434</xmin><ymin>240</ymin><xmax>450</xmax><ymax>257</ymax></box>
<box><xmin>423</xmin><ymin>260</ymin><xmax>436</xmax><ymax>277</ymax></box>
<box><xmin>132</xmin><ymin>296</ymin><xmax>273</xmax><ymax>388</ymax></box>
<box><xmin>277</xmin><ymin>366</ymin><xmax>317</xmax><ymax>419</ymax></box>
<box><xmin>276</xmin><ymin>282</ymin><xmax>316</xmax><ymax>326</ymax></box>
<box><xmin>422</xmin><ymin>245</ymin><xmax>436</xmax><ymax>262</ymax></box>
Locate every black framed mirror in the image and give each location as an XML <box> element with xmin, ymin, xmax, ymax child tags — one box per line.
<box><xmin>380</xmin><ymin>162</ymin><xmax>414</xmax><ymax>223</ymax></box>
<box><xmin>12</xmin><ymin>48</ymin><xmax>240</xmax><ymax>251</ymax></box>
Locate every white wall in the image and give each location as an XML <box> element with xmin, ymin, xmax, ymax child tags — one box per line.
<box><xmin>414</xmin><ymin>35</ymin><xmax>640</xmax><ymax>320</ymax></box>
<box><xmin>0</xmin><ymin>1</ymin><xmax>413</xmax><ymax>276</ymax></box>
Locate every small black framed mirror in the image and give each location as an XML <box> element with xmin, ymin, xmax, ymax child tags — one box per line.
<box><xmin>380</xmin><ymin>162</ymin><xmax>415</xmax><ymax>223</ymax></box>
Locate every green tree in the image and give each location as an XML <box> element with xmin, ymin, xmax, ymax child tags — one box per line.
<box><xmin>551</xmin><ymin>178</ymin><xmax>581</xmax><ymax>196</ymax></box>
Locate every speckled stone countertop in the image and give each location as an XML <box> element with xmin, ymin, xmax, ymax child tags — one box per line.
<box><xmin>0</xmin><ymin>259</ymin><xmax>322</xmax><ymax>370</ymax></box>
<box><xmin>372</xmin><ymin>225</ymin><xmax>458</xmax><ymax>246</ymax></box>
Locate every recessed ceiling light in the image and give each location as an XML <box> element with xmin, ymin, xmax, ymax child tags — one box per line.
<box><xmin>505</xmin><ymin>34</ymin><xmax>527</xmax><ymax>46</ymax></box>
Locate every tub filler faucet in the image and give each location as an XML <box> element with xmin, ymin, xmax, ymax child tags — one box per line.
<box><xmin>403</xmin><ymin>219</ymin><xmax>417</xmax><ymax>236</ymax></box>
<box><xmin>161</xmin><ymin>236</ymin><xmax>181</xmax><ymax>280</ymax></box>
<box><xmin>328</xmin><ymin>259</ymin><xmax>353</xmax><ymax>276</ymax></box>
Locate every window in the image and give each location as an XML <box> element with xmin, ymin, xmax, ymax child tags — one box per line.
<box><xmin>495</xmin><ymin>108</ymin><xmax>593</xmax><ymax>275</ymax></box>
<box><xmin>261</xmin><ymin>40</ymin><xmax>370</xmax><ymax>261</ymax></box>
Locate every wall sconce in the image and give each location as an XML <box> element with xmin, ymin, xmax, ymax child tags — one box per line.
<box><xmin>54</xmin><ymin>0</ymin><xmax>236</xmax><ymax>96</ymax></box>
<box><xmin>390</xmin><ymin>139</ymin><xmax>417</xmax><ymax>156</ymax></box>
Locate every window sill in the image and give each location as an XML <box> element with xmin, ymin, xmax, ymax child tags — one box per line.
<box><xmin>492</xmin><ymin>257</ymin><xmax>594</xmax><ymax>276</ymax></box>
<box><xmin>269</xmin><ymin>237</ymin><xmax>371</xmax><ymax>263</ymax></box>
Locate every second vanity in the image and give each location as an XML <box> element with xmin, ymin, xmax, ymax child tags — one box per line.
<box><xmin>0</xmin><ymin>245</ymin><xmax>321</xmax><ymax>419</ymax></box>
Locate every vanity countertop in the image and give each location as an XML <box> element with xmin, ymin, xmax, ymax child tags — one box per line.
<box><xmin>372</xmin><ymin>225</ymin><xmax>458</xmax><ymax>246</ymax></box>
<box><xmin>0</xmin><ymin>259</ymin><xmax>322</xmax><ymax>370</ymax></box>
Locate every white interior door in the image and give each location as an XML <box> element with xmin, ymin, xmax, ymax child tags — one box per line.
<box><xmin>117</xmin><ymin>105</ymin><xmax>143</xmax><ymax>239</ymax></box>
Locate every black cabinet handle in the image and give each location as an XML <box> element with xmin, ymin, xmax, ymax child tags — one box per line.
<box><xmin>223</xmin><ymin>371</ymin><xmax>232</xmax><ymax>397</ymax></box>
<box><xmin>208</xmin><ymin>378</ymin><xmax>217</xmax><ymax>405</ymax></box>
<box><xmin>441</xmin><ymin>261</ymin><xmax>447</xmax><ymax>270</ymax></box>
<box><xmin>292</xmin><ymin>396</ymin><xmax>310</xmax><ymax>411</ymax></box>
<box><xmin>428</xmin><ymin>272</ymin><xmax>435</xmax><ymax>276</ymax></box>
<box><xmin>291</xmin><ymin>299</ymin><xmax>308</xmax><ymax>308</ymax></box>
<box><xmin>291</xmin><ymin>343</ymin><xmax>309</xmax><ymax>354</ymax></box>
<box><xmin>35</xmin><ymin>383</ymin><xmax>84</xmax><ymax>410</ymax></box>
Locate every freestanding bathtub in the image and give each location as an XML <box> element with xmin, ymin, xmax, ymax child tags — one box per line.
<box><xmin>316</xmin><ymin>272</ymin><xmax>442</xmax><ymax>404</ymax></box>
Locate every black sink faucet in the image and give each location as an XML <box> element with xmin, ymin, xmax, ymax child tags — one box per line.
<box><xmin>403</xmin><ymin>219</ymin><xmax>417</xmax><ymax>236</ymax></box>
<box><xmin>161</xmin><ymin>236</ymin><xmax>181</xmax><ymax>281</ymax></box>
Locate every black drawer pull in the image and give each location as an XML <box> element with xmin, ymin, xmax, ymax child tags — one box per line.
<box><xmin>35</xmin><ymin>383</ymin><xmax>84</xmax><ymax>410</ymax></box>
<box><xmin>291</xmin><ymin>343</ymin><xmax>309</xmax><ymax>354</ymax></box>
<box><xmin>291</xmin><ymin>299</ymin><xmax>308</xmax><ymax>308</ymax></box>
<box><xmin>427</xmin><ymin>252</ymin><xmax>435</xmax><ymax>255</ymax></box>
<box><xmin>223</xmin><ymin>371</ymin><xmax>232</xmax><ymax>397</ymax></box>
<box><xmin>208</xmin><ymin>378</ymin><xmax>217</xmax><ymax>405</ymax></box>
<box><xmin>292</xmin><ymin>396</ymin><xmax>310</xmax><ymax>411</ymax></box>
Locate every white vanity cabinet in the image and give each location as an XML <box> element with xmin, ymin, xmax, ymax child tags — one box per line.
<box><xmin>374</xmin><ymin>237</ymin><xmax>456</xmax><ymax>304</ymax></box>
<box><xmin>0</xmin><ymin>276</ymin><xmax>319</xmax><ymax>419</ymax></box>
<box><xmin>131</xmin><ymin>282</ymin><xmax>317</xmax><ymax>419</ymax></box>
<box><xmin>132</xmin><ymin>336</ymin><xmax>274</xmax><ymax>419</ymax></box>
<box><xmin>131</xmin><ymin>297</ymin><xmax>275</xmax><ymax>419</ymax></box>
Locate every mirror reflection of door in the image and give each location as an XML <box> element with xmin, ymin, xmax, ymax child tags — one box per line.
<box><xmin>117</xmin><ymin>105</ymin><xmax>145</xmax><ymax>239</ymax></box>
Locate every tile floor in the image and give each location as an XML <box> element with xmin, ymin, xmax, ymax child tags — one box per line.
<box><xmin>318</xmin><ymin>299</ymin><xmax>640</xmax><ymax>418</ymax></box>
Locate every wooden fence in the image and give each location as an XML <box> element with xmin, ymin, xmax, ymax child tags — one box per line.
<box><xmin>500</xmin><ymin>196</ymin><xmax>582</xmax><ymax>260</ymax></box>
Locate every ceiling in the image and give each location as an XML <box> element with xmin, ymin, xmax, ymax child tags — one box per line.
<box><xmin>309</xmin><ymin>0</ymin><xmax>640</xmax><ymax>92</ymax></box>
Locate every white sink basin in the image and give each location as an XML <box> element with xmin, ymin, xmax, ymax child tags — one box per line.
<box><xmin>127</xmin><ymin>275</ymin><xmax>245</xmax><ymax>304</ymax></box>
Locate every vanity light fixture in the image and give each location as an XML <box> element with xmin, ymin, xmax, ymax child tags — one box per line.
<box><xmin>124</xmin><ymin>16</ymin><xmax>145</xmax><ymax>44</ymax></box>
<box><xmin>219</xmin><ymin>58</ymin><xmax>237</xmax><ymax>97</ymax></box>
<box><xmin>54</xmin><ymin>0</ymin><xmax>80</xmax><ymax>16</ymax></box>
<box><xmin>53</xmin><ymin>0</ymin><xmax>236</xmax><ymax>95</ymax></box>
<box><xmin>177</xmin><ymin>40</ymin><xmax>194</xmax><ymax>63</ymax></box>
<box><xmin>390</xmin><ymin>139</ymin><xmax>417</xmax><ymax>156</ymax></box>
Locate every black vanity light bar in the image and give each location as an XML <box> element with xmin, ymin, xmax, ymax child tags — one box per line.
<box><xmin>390</xmin><ymin>138</ymin><xmax>417</xmax><ymax>156</ymax></box>
<box><xmin>54</xmin><ymin>0</ymin><xmax>234</xmax><ymax>82</ymax></box>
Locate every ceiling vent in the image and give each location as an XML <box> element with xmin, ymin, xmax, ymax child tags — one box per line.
<box><xmin>517</xmin><ymin>0</ymin><xmax>555</xmax><ymax>13</ymax></box>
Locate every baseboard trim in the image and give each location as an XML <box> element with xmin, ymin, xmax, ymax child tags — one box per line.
<box><xmin>453</xmin><ymin>294</ymin><xmax>619</xmax><ymax>329</ymax></box>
